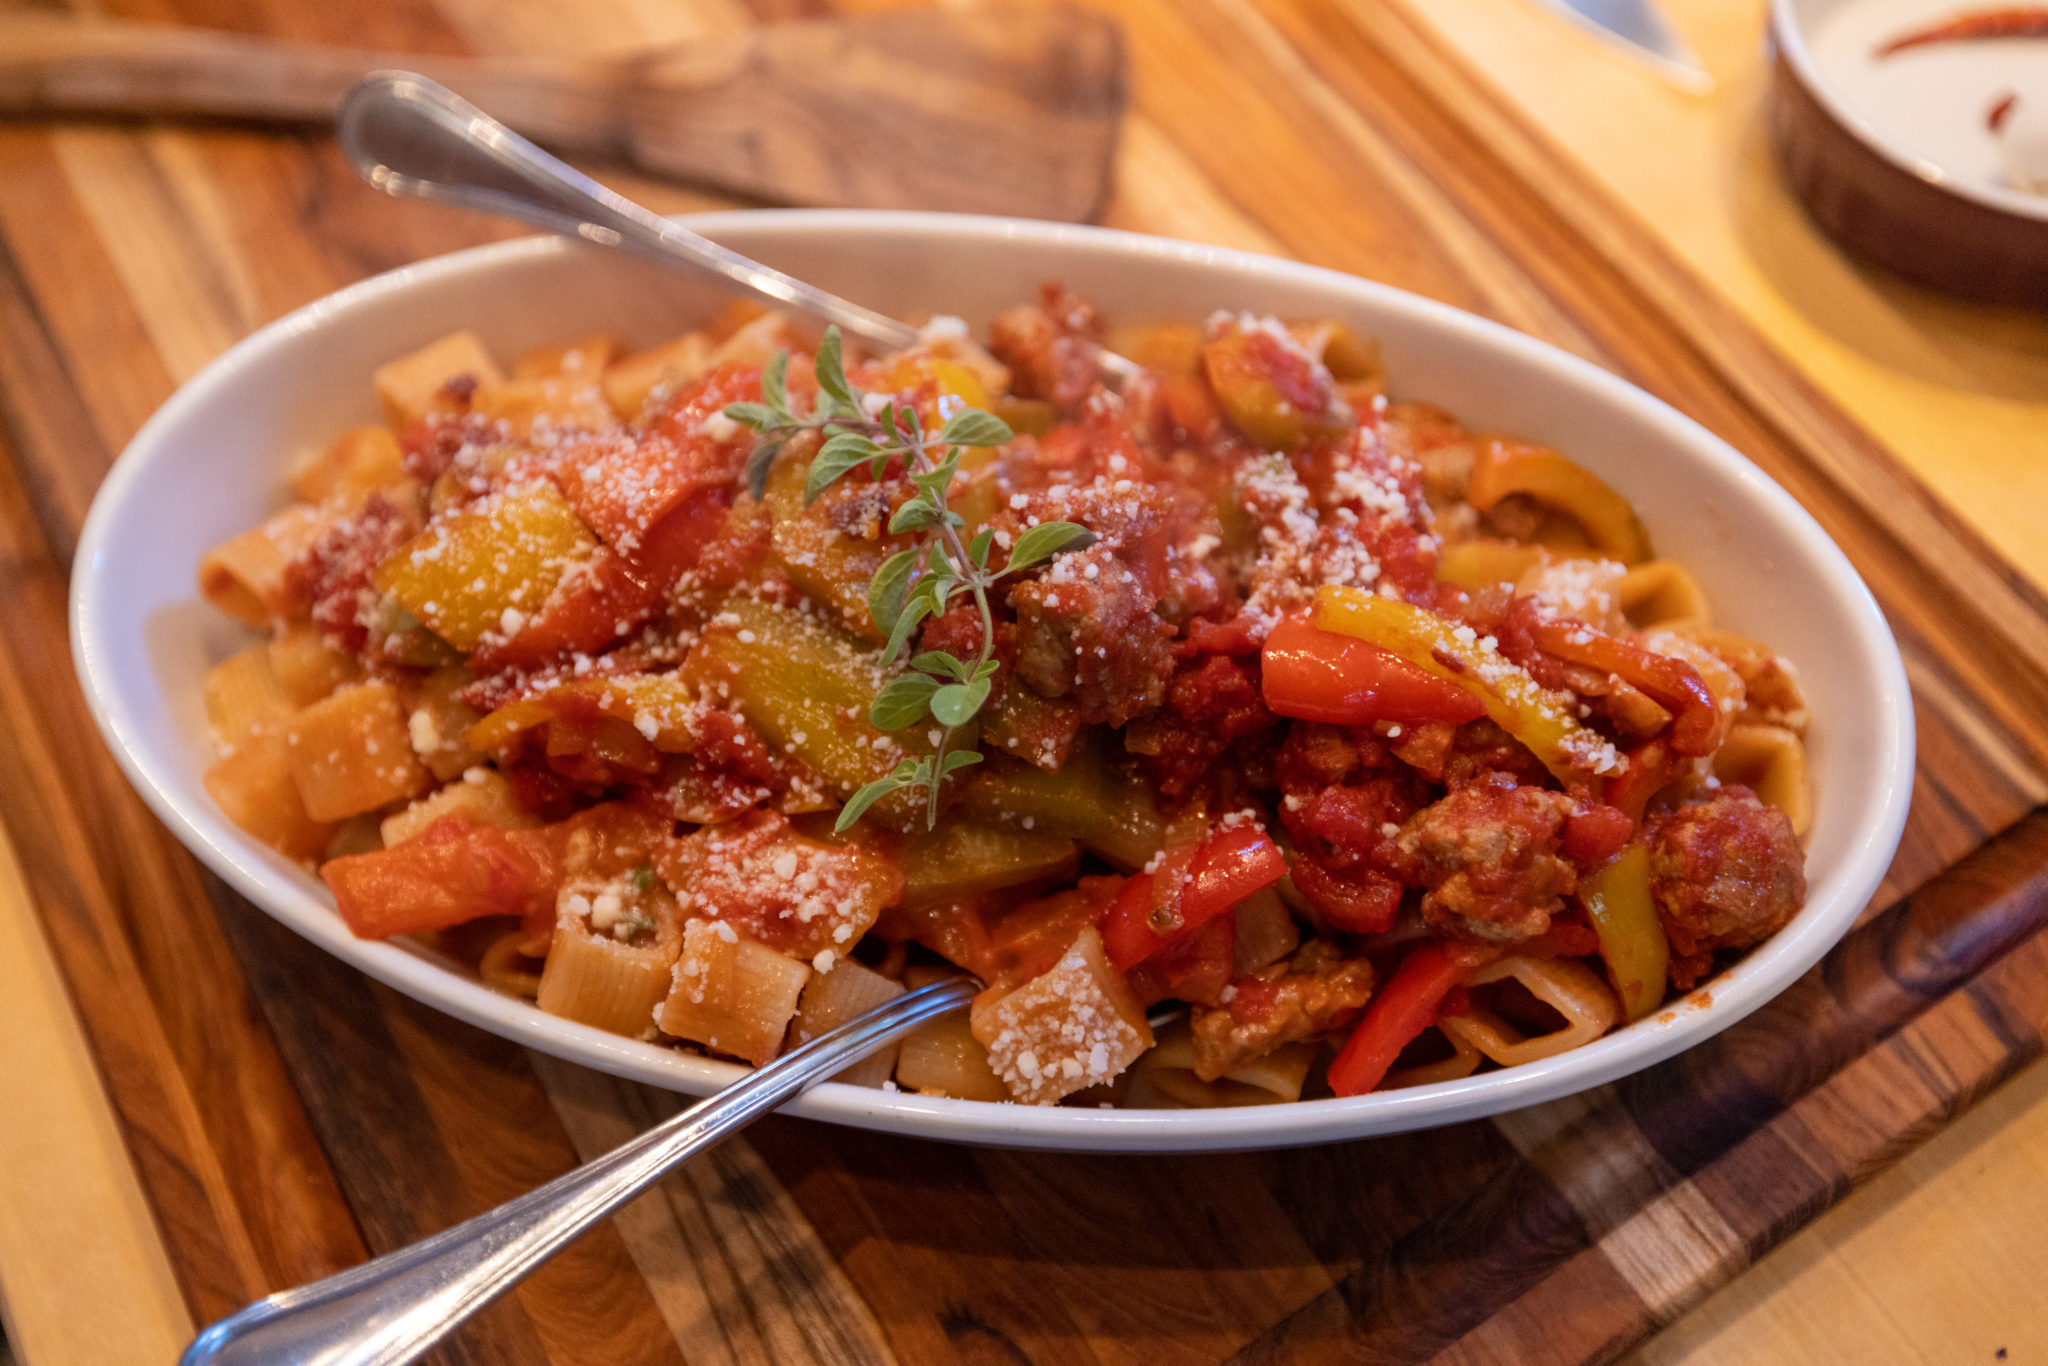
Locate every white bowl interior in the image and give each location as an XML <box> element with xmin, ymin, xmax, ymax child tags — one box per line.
<box><xmin>72</xmin><ymin>212</ymin><xmax>1913</xmax><ymax>1152</ymax></box>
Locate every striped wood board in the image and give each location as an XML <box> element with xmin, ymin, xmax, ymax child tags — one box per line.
<box><xmin>1</xmin><ymin>0</ymin><xmax>2045</xmax><ymax>1362</ymax></box>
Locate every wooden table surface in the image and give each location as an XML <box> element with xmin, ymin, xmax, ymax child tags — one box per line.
<box><xmin>2</xmin><ymin>0</ymin><xmax>2046</xmax><ymax>1363</ymax></box>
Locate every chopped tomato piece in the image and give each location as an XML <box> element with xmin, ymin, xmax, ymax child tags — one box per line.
<box><xmin>1261</xmin><ymin>614</ymin><xmax>1486</xmax><ymax>728</ymax></box>
<box><xmin>323</xmin><ymin>802</ymin><xmax>669</xmax><ymax>940</ymax></box>
<box><xmin>984</xmin><ymin>877</ymin><xmax>1125</xmax><ymax>991</ymax></box>
<box><xmin>326</xmin><ymin>814</ymin><xmax>560</xmax><ymax>939</ymax></box>
<box><xmin>554</xmin><ymin>364</ymin><xmax>752</xmax><ymax>552</ymax></box>
<box><xmin>1100</xmin><ymin>822</ymin><xmax>1287</xmax><ymax>972</ymax></box>
<box><xmin>653</xmin><ymin>809</ymin><xmax>901</xmax><ymax>960</ymax></box>
<box><xmin>1517</xmin><ymin>921</ymin><xmax>1602</xmax><ymax>960</ymax></box>
<box><xmin>1562</xmin><ymin>803</ymin><xmax>1635</xmax><ymax>865</ymax></box>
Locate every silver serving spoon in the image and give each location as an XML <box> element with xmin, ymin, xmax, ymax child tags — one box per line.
<box><xmin>179</xmin><ymin>975</ymin><xmax>979</xmax><ymax>1365</ymax></box>
<box><xmin>334</xmin><ymin>70</ymin><xmax>1140</xmax><ymax>382</ymax></box>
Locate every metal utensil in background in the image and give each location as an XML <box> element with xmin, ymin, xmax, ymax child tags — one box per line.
<box><xmin>179</xmin><ymin>976</ymin><xmax>981</xmax><ymax>1366</ymax></box>
<box><xmin>336</xmin><ymin>72</ymin><xmax>1144</xmax><ymax>383</ymax></box>
<box><xmin>1525</xmin><ymin>0</ymin><xmax>1714</xmax><ymax>93</ymax></box>
<box><xmin>0</xmin><ymin>5</ymin><xmax>1128</xmax><ymax>221</ymax></box>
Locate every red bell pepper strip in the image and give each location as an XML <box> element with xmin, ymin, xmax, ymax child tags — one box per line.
<box><xmin>1261</xmin><ymin>614</ymin><xmax>1486</xmax><ymax>728</ymax></box>
<box><xmin>1327</xmin><ymin>942</ymin><xmax>1469</xmax><ymax>1097</ymax></box>
<box><xmin>1519</xmin><ymin>609</ymin><xmax>1718</xmax><ymax>756</ymax></box>
<box><xmin>1605</xmin><ymin>737</ymin><xmax>1685</xmax><ymax>821</ymax></box>
<box><xmin>1101</xmin><ymin>822</ymin><xmax>1288</xmax><ymax>972</ymax></box>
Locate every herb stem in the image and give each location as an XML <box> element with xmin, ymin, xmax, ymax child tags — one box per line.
<box><xmin>726</xmin><ymin>328</ymin><xmax>1091</xmax><ymax>831</ymax></box>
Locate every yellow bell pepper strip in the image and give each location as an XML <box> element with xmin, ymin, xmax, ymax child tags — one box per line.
<box><xmin>1578</xmin><ymin>842</ymin><xmax>1670</xmax><ymax>1022</ymax></box>
<box><xmin>1466</xmin><ymin>439</ymin><xmax>1651</xmax><ymax>565</ymax></box>
<box><xmin>464</xmin><ymin>673</ymin><xmax>710</xmax><ymax>756</ymax></box>
<box><xmin>1434</xmin><ymin>540</ymin><xmax>1541</xmax><ymax>592</ymax></box>
<box><xmin>1201</xmin><ymin>318</ymin><xmax>1348</xmax><ymax>453</ymax></box>
<box><xmin>1312</xmin><ymin>586</ymin><xmax>1622</xmax><ymax>792</ymax></box>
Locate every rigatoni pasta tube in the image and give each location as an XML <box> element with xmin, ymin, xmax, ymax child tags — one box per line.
<box><xmin>656</xmin><ymin>919</ymin><xmax>810</xmax><ymax>1066</ymax></box>
<box><xmin>538</xmin><ymin>877</ymin><xmax>681</xmax><ymax>1036</ymax></box>
<box><xmin>1440</xmin><ymin>956</ymin><xmax>1618</xmax><ymax>1068</ymax></box>
<box><xmin>789</xmin><ymin>960</ymin><xmax>906</xmax><ymax>1089</ymax></box>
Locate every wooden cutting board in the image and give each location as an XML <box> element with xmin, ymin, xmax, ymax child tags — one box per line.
<box><xmin>1</xmin><ymin>0</ymin><xmax>2045</xmax><ymax>1364</ymax></box>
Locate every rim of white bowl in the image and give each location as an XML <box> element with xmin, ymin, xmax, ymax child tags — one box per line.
<box><xmin>71</xmin><ymin>211</ymin><xmax>1915</xmax><ymax>1152</ymax></box>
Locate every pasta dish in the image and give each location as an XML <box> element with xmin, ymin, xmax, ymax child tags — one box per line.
<box><xmin>195</xmin><ymin>288</ymin><xmax>1811</xmax><ymax>1108</ymax></box>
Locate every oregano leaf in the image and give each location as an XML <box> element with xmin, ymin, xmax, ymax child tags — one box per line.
<box><xmin>761</xmin><ymin>350</ymin><xmax>791</xmax><ymax>421</ymax></box>
<box><xmin>805</xmin><ymin>430</ymin><xmax>883</xmax><ymax>505</ymax></box>
<box><xmin>723</xmin><ymin>401</ymin><xmax>777</xmax><ymax>430</ymax></box>
<box><xmin>910</xmin><ymin>451</ymin><xmax>960</xmax><ymax>496</ymax></box>
<box><xmin>929</xmin><ymin>677</ymin><xmax>990</xmax><ymax>727</ymax></box>
<box><xmin>814</xmin><ymin>327</ymin><xmax>859</xmax><ymax>412</ymax></box>
<box><xmin>889</xmin><ymin>498</ymin><xmax>944</xmax><ymax>535</ymax></box>
<box><xmin>911</xmin><ymin>650</ymin><xmax>970</xmax><ymax>682</ymax></box>
<box><xmin>867</xmin><ymin>548</ymin><xmax>919</xmax><ymax>638</ymax></box>
<box><xmin>968</xmin><ymin>528</ymin><xmax>995</xmax><ymax>568</ymax></box>
<box><xmin>871</xmin><ymin>673</ymin><xmax>941</xmax><ymax>730</ymax></box>
<box><xmin>882</xmin><ymin>590</ymin><xmax>935</xmax><ymax>662</ymax></box>
<box><xmin>940</xmin><ymin>749</ymin><xmax>985</xmax><ymax>777</ymax></box>
<box><xmin>938</xmin><ymin>409</ymin><xmax>1014</xmax><ymax>449</ymax></box>
<box><xmin>744</xmin><ymin>438</ymin><xmax>785</xmax><ymax>502</ymax></box>
<box><xmin>1005</xmin><ymin>520</ymin><xmax>1097</xmax><ymax>573</ymax></box>
<box><xmin>836</xmin><ymin>769</ymin><xmax>913</xmax><ymax>832</ymax></box>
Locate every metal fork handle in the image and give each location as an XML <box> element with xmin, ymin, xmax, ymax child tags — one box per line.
<box><xmin>335</xmin><ymin>70</ymin><xmax>924</xmax><ymax>354</ymax></box>
<box><xmin>179</xmin><ymin>975</ymin><xmax>980</xmax><ymax>1366</ymax></box>
<box><xmin>334</xmin><ymin>71</ymin><xmax>1140</xmax><ymax>383</ymax></box>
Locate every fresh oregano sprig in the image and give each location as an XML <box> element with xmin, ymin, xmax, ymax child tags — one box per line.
<box><xmin>724</xmin><ymin>326</ymin><xmax>1095</xmax><ymax>831</ymax></box>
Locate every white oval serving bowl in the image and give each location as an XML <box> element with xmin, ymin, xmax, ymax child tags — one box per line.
<box><xmin>71</xmin><ymin>211</ymin><xmax>1914</xmax><ymax>1153</ymax></box>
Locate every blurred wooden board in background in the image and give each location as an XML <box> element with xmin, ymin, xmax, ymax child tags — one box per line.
<box><xmin>0</xmin><ymin>0</ymin><xmax>2044</xmax><ymax>1363</ymax></box>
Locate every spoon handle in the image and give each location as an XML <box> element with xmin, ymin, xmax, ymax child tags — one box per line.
<box><xmin>335</xmin><ymin>70</ymin><xmax>923</xmax><ymax>354</ymax></box>
<box><xmin>179</xmin><ymin>976</ymin><xmax>979</xmax><ymax>1366</ymax></box>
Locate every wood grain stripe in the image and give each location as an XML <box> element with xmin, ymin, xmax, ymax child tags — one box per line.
<box><xmin>531</xmin><ymin>1055</ymin><xmax>899</xmax><ymax>1366</ymax></box>
<box><xmin>1492</xmin><ymin>1093</ymin><xmax>1747</xmax><ymax>1321</ymax></box>
<box><xmin>211</xmin><ymin>896</ymin><xmax>557</xmax><ymax>1365</ymax></box>
<box><xmin>1103</xmin><ymin>113</ymin><xmax>1281</xmax><ymax>256</ymax></box>
<box><xmin>745</xmin><ymin>1118</ymin><xmax>1108</xmax><ymax>1366</ymax></box>
<box><xmin>0</xmin><ymin>819</ymin><xmax>194</xmax><ymax>1366</ymax></box>
<box><xmin>50</xmin><ymin>126</ymin><xmax>255</xmax><ymax>381</ymax></box>
<box><xmin>0</xmin><ymin>132</ymin><xmax>177</xmax><ymax>474</ymax></box>
<box><xmin>0</xmin><ymin>432</ymin><xmax>306</xmax><ymax>1324</ymax></box>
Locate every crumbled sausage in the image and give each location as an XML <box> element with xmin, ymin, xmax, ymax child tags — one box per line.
<box><xmin>1008</xmin><ymin>547</ymin><xmax>1176</xmax><ymax>727</ymax></box>
<box><xmin>1648</xmin><ymin>786</ymin><xmax>1804</xmax><ymax>987</ymax></box>
<box><xmin>1398</xmin><ymin>776</ymin><xmax>1577</xmax><ymax>943</ymax></box>
<box><xmin>986</xmin><ymin>282</ymin><xmax>1105</xmax><ymax>412</ymax></box>
<box><xmin>1189</xmin><ymin>941</ymin><xmax>1376</xmax><ymax>1081</ymax></box>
